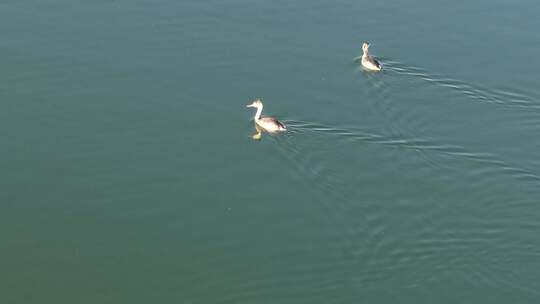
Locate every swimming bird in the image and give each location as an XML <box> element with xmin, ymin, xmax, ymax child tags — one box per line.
<box><xmin>246</xmin><ymin>99</ymin><xmax>286</xmax><ymax>133</ymax></box>
<box><xmin>361</xmin><ymin>41</ymin><xmax>382</xmax><ymax>71</ymax></box>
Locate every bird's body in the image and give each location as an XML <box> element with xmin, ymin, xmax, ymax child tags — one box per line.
<box><xmin>361</xmin><ymin>42</ymin><xmax>382</xmax><ymax>71</ymax></box>
<box><xmin>257</xmin><ymin>117</ymin><xmax>287</xmax><ymax>132</ymax></box>
<box><xmin>247</xmin><ymin>99</ymin><xmax>286</xmax><ymax>133</ymax></box>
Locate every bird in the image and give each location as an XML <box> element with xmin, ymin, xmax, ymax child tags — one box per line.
<box><xmin>361</xmin><ymin>41</ymin><xmax>382</xmax><ymax>71</ymax></box>
<box><xmin>246</xmin><ymin>99</ymin><xmax>286</xmax><ymax>135</ymax></box>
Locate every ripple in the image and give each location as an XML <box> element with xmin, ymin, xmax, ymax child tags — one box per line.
<box><xmin>382</xmin><ymin>60</ymin><xmax>540</xmax><ymax>110</ymax></box>
<box><xmin>262</xmin><ymin>118</ymin><xmax>540</xmax><ymax>282</ymax></box>
<box><xmin>289</xmin><ymin>119</ymin><xmax>540</xmax><ymax>184</ymax></box>
<box><xmin>246</xmin><ymin>57</ymin><xmax>540</xmax><ymax>295</ymax></box>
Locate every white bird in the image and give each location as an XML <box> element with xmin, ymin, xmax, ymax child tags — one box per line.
<box><xmin>246</xmin><ymin>99</ymin><xmax>286</xmax><ymax>133</ymax></box>
<box><xmin>361</xmin><ymin>41</ymin><xmax>382</xmax><ymax>71</ymax></box>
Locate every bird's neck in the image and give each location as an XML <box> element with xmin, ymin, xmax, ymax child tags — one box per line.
<box><xmin>362</xmin><ymin>50</ymin><xmax>368</xmax><ymax>57</ymax></box>
<box><xmin>254</xmin><ymin>105</ymin><xmax>263</xmax><ymax>120</ymax></box>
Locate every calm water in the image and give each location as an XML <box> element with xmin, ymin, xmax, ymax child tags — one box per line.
<box><xmin>2</xmin><ymin>0</ymin><xmax>540</xmax><ymax>303</ymax></box>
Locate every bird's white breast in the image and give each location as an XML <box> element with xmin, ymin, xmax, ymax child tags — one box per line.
<box><xmin>361</xmin><ymin>56</ymin><xmax>381</xmax><ymax>71</ymax></box>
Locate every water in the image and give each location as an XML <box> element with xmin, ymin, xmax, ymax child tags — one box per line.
<box><xmin>2</xmin><ymin>0</ymin><xmax>540</xmax><ymax>302</ymax></box>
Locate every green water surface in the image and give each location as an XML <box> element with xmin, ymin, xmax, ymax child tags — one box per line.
<box><xmin>2</xmin><ymin>0</ymin><xmax>540</xmax><ymax>303</ymax></box>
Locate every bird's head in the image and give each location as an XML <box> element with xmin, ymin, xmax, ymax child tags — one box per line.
<box><xmin>362</xmin><ymin>41</ymin><xmax>370</xmax><ymax>52</ymax></box>
<box><xmin>246</xmin><ymin>99</ymin><xmax>263</xmax><ymax>108</ymax></box>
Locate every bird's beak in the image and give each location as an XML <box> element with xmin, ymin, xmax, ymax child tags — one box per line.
<box><xmin>246</xmin><ymin>104</ymin><xmax>254</xmax><ymax>108</ymax></box>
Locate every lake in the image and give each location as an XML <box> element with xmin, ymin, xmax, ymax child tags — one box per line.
<box><xmin>2</xmin><ymin>0</ymin><xmax>540</xmax><ymax>303</ymax></box>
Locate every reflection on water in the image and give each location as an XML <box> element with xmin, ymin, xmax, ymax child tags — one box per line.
<box><xmin>251</xmin><ymin>123</ymin><xmax>263</xmax><ymax>140</ymax></box>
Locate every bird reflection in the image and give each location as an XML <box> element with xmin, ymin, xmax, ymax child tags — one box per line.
<box><xmin>252</xmin><ymin>123</ymin><xmax>263</xmax><ymax>140</ymax></box>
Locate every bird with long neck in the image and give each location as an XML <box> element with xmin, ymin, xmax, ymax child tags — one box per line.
<box><xmin>361</xmin><ymin>41</ymin><xmax>382</xmax><ymax>71</ymax></box>
<box><xmin>246</xmin><ymin>99</ymin><xmax>286</xmax><ymax>134</ymax></box>
<box><xmin>252</xmin><ymin>100</ymin><xmax>264</xmax><ymax>121</ymax></box>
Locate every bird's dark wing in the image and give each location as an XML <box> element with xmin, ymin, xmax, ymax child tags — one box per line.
<box><xmin>371</xmin><ymin>57</ymin><xmax>381</xmax><ymax>69</ymax></box>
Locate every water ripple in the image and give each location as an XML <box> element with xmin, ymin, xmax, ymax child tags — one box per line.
<box><xmin>382</xmin><ymin>60</ymin><xmax>540</xmax><ymax>110</ymax></box>
<box><xmin>262</xmin><ymin>119</ymin><xmax>540</xmax><ymax>289</ymax></box>
<box><xmin>281</xmin><ymin>119</ymin><xmax>540</xmax><ymax>186</ymax></box>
